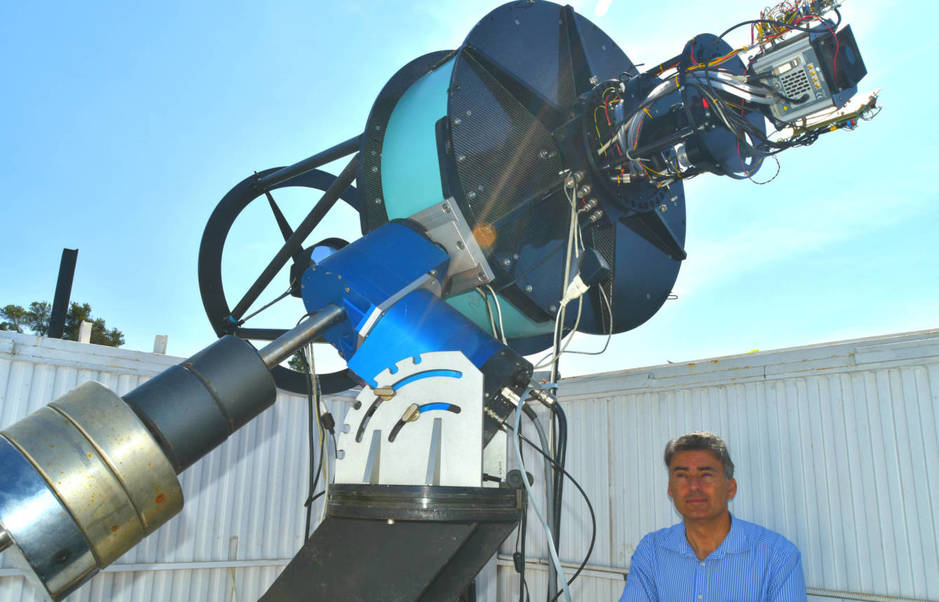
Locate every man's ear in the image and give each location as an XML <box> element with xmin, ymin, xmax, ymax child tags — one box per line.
<box><xmin>728</xmin><ymin>478</ymin><xmax>737</xmax><ymax>500</ymax></box>
<box><xmin>667</xmin><ymin>479</ymin><xmax>674</xmax><ymax>499</ymax></box>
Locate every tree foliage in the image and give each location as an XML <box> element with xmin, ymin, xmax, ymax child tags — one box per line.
<box><xmin>0</xmin><ymin>301</ymin><xmax>124</xmax><ymax>347</ymax></box>
<box><xmin>288</xmin><ymin>351</ymin><xmax>309</xmax><ymax>372</ymax></box>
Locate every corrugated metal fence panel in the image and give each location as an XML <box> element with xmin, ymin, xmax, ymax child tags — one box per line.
<box><xmin>0</xmin><ymin>333</ymin><xmax>355</xmax><ymax>602</ymax></box>
<box><xmin>491</xmin><ymin>329</ymin><xmax>939</xmax><ymax>602</ymax></box>
<box><xmin>4</xmin><ymin>330</ymin><xmax>938</xmax><ymax>601</ymax></box>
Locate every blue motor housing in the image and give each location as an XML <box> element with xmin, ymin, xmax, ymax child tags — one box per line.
<box><xmin>301</xmin><ymin>222</ymin><xmax>516</xmax><ymax>387</ymax></box>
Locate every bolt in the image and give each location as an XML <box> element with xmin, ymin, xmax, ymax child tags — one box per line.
<box><xmin>589</xmin><ymin>75</ymin><xmax>599</xmax><ymax>86</ymax></box>
<box><xmin>457</xmin><ymin>154</ymin><xmax>466</xmax><ymax>162</ymax></box>
<box><xmin>539</xmin><ymin>150</ymin><xmax>549</xmax><ymax>159</ymax></box>
<box><xmin>659</xmin><ymin>203</ymin><xmax>668</xmax><ymax>213</ymax></box>
<box><xmin>387</xmin><ymin>518</ymin><xmax>395</xmax><ymax>525</ymax></box>
<box><xmin>442</xmin><ymin>203</ymin><xmax>452</xmax><ymax>213</ymax></box>
<box><xmin>524</xmin><ymin>284</ymin><xmax>533</xmax><ymax>293</ymax></box>
<box><xmin>374</xmin><ymin>197</ymin><xmax>383</xmax><ymax>205</ymax></box>
<box><xmin>467</xmin><ymin>190</ymin><xmax>477</xmax><ymax>200</ymax></box>
<box><xmin>477</xmin><ymin>272</ymin><xmax>486</xmax><ymax>282</ymax></box>
<box><xmin>549</xmin><ymin>305</ymin><xmax>557</xmax><ymax>313</ymax></box>
<box><xmin>456</xmin><ymin>240</ymin><xmax>465</xmax><ymax>250</ymax></box>
<box><xmin>466</xmin><ymin>110</ymin><xmax>472</xmax><ymax>116</ymax></box>
<box><xmin>502</xmin><ymin>258</ymin><xmax>512</xmax><ymax>267</ymax></box>
<box><xmin>371</xmin><ymin>165</ymin><xmax>378</xmax><ymax>173</ymax></box>
<box><xmin>430</xmin><ymin>269</ymin><xmax>437</xmax><ymax>276</ymax></box>
<box><xmin>453</xmin><ymin>118</ymin><xmax>462</xmax><ymax>126</ymax></box>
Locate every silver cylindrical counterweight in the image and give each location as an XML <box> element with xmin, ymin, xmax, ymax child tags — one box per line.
<box><xmin>0</xmin><ymin>381</ymin><xmax>182</xmax><ymax>600</ymax></box>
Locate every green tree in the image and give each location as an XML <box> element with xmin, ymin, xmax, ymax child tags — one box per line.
<box><xmin>0</xmin><ymin>304</ymin><xmax>28</xmax><ymax>332</ymax></box>
<box><xmin>288</xmin><ymin>351</ymin><xmax>309</xmax><ymax>372</ymax></box>
<box><xmin>0</xmin><ymin>301</ymin><xmax>124</xmax><ymax>347</ymax></box>
<box><xmin>25</xmin><ymin>301</ymin><xmax>51</xmax><ymax>335</ymax></box>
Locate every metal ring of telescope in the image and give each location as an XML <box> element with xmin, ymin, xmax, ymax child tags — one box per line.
<box><xmin>198</xmin><ymin>166</ymin><xmax>360</xmax><ymax>395</ymax></box>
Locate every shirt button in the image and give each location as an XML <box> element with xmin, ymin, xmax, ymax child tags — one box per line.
<box><xmin>697</xmin><ymin>596</ymin><xmax>703</xmax><ymax>599</ymax></box>
<box><xmin>700</xmin><ymin>561</ymin><xmax>705</xmax><ymax>566</ymax></box>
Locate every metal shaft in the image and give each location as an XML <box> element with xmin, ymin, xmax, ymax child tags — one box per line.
<box><xmin>0</xmin><ymin>529</ymin><xmax>11</xmax><ymax>554</ymax></box>
<box><xmin>258</xmin><ymin>305</ymin><xmax>346</xmax><ymax>369</ymax></box>
<box><xmin>256</xmin><ymin>135</ymin><xmax>361</xmax><ymax>191</ymax></box>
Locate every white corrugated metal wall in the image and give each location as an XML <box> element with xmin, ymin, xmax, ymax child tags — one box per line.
<box><xmin>0</xmin><ymin>333</ymin><xmax>355</xmax><ymax>602</ymax></box>
<box><xmin>3</xmin><ymin>329</ymin><xmax>938</xmax><ymax>601</ymax></box>
<box><xmin>481</xmin><ymin>329</ymin><xmax>939</xmax><ymax>602</ymax></box>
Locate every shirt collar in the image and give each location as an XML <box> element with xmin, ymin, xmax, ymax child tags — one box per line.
<box><xmin>663</xmin><ymin>514</ymin><xmax>751</xmax><ymax>558</ymax></box>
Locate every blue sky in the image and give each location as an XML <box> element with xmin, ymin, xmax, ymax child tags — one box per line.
<box><xmin>0</xmin><ymin>0</ymin><xmax>934</xmax><ymax>379</ymax></box>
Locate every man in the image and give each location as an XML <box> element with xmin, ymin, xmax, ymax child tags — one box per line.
<box><xmin>619</xmin><ymin>432</ymin><xmax>806</xmax><ymax>601</ymax></box>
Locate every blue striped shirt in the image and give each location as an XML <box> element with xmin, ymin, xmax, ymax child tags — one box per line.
<box><xmin>619</xmin><ymin>515</ymin><xmax>806</xmax><ymax>602</ymax></box>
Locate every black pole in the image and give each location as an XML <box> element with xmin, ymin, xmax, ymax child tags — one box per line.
<box><xmin>255</xmin><ymin>135</ymin><xmax>361</xmax><ymax>191</ymax></box>
<box><xmin>48</xmin><ymin>248</ymin><xmax>78</xmax><ymax>339</ymax></box>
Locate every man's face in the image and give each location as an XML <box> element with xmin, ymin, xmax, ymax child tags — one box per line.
<box><xmin>667</xmin><ymin>449</ymin><xmax>737</xmax><ymax>523</ymax></box>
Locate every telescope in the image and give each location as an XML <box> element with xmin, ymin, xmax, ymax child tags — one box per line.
<box><xmin>0</xmin><ymin>1</ymin><xmax>876</xmax><ymax>599</ymax></box>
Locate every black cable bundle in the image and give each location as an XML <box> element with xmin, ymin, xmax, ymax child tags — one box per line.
<box><xmin>550</xmin><ymin>403</ymin><xmax>567</xmax><ymax>559</ymax></box>
<box><xmin>301</xmin><ymin>348</ymin><xmax>325</xmax><ymax>541</ymax></box>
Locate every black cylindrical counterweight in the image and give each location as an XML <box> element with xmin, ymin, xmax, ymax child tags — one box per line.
<box><xmin>121</xmin><ymin>307</ymin><xmax>345</xmax><ymax>473</ymax></box>
<box><xmin>123</xmin><ymin>335</ymin><xmax>276</xmax><ymax>473</ymax></box>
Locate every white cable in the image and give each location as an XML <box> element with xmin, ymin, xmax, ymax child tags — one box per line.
<box><xmin>477</xmin><ymin>288</ymin><xmax>499</xmax><ymax>340</ymax></box>
<box><xmin>485</xmin><ymin>284</ymin><xmax>509</xmax><ymax>345</ymax></box>
<box><xmin>533</xmin><ymin>296</ymin><xmax>584</xmax><ymax>370</ymax></box>
<box><xmin>512</xmin><ymin>391</ymin><xmax>573</xmax><ymax>602</ymax></box>
<box><xmin>551</xmin><ymin>181</ymin><xmax>581</xmax><ymax>382</ymax></box>
<box><xmin>566</xmin><ymin>285</ymin><xmax>614</xmax><ymax>356</ymax></box>
<box><xmin>687</xmin><ymin>73</ymin><xmax>775</xmax><ymax>103</ymax></box>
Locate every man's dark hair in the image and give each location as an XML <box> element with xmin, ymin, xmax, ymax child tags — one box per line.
<box><xmin>664</xmin><ymin>432</ymin><xmax>735</xmax><ymax>479</ymax></box>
